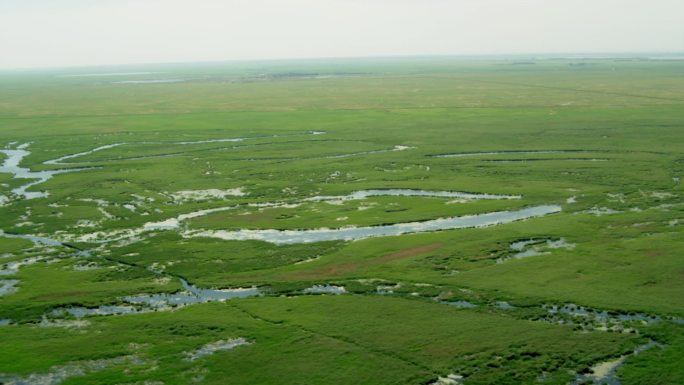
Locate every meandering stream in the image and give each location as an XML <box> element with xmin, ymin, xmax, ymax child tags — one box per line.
<box><xmin>184</xmin><ymin>205</ymin><xmax>562</xmax><ymax>244</ymax></box>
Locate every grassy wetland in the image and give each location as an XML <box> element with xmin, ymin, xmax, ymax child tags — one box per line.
<box><xmin>0</xmin><ymin>57</ymin><xmax>683</xmax><ymax>384</ymax></box>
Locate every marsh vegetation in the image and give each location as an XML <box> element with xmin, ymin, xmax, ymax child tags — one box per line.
<box><xmin>0</xmin><ymin>57</ymin><xmax>683</xmax><ymax>384</ymax></box>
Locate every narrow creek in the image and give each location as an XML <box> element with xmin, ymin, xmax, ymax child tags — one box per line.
<box><xmin>572</xmin><ymin>341</ymin><xmax>659</xmax><ymax>385</ymax></box>
<box><xmin>304</xmin><ymin>188</ymin><xmax>520</xmax><ymax>202</ymax></box>
<box><xmin>1</xmin><ymin>132</ymin><xmax>326</xmax><ymax>202</ymax></box>
<box><xmin>49</xmin><ymin>278</ymin><xmax>262</xmax><ymax>318</ymax></box>
<box><xmin>57</xmin><ymin>188</ymin><xmax>530</xmax><ymax>244</ymax></box>
<box><xmin>183</xmin><ymin>205</ymin><xmax>562</xmax><ymax>245</ymax></box>
<box><xmin>0</xmin><ymin>144</ymin><xmax>97</xmax><ymax>200</ymax></box>
<box><xmin>432</xmin><ymin>150</ymin><xmax>594</xmax><ymax>158</ymax></box>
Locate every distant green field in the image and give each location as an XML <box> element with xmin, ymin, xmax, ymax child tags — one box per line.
<box><xmin>0</xmin><ymin>57</ymin><xmax>682</xmax><ymax>384</ymax></box>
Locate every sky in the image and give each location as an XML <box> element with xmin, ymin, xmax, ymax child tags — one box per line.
<box><xmin>0</xmin><ymin>0</ymin><xmax>683</xmax><ymax>69</ymax></box>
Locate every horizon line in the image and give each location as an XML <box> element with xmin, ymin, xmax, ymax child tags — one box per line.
<box><xmin>2</xmin><ymin>50</ymin><xmax>684</xmax><ymax>73</ymax></box>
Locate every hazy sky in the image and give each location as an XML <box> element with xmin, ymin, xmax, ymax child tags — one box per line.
<box><xmin>1</xmin><ymin>0</ymin><xmax>683</xmax><ymax>69</ymax></box>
